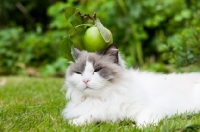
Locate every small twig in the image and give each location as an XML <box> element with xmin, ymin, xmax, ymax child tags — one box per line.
<box><xmin>93</xmin><ymin>12</ymin><xmax>97</xmax><ymax>20</ymax></box>
<box><xmin>15</xmin><ymin>2</ymin><xmax>34</xmax><ymax>23</ymax></box>
<box><xmin>77</xmin><ymin>11</ymin><xmax>93</xmax><ymax>22</ymax></box>
<box><xmin>84</xmin><ymin>14</ymin><xmax>93</xmax><ymax>21</ymax></box>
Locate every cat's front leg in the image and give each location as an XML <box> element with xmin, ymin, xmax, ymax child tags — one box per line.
<box><xmin>68</xmin><ymin>115</ymin><xmax>93</xmax><ymax>126</ymax></box>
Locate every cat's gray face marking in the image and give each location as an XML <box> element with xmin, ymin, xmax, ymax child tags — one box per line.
<box><xmin>66</xmin><ymin>44</ymin><xmax>126</xmax><ymax>97</ymax></box>
<box><xmin>68</xmin><ymin>55</ymin><xmax>87</xmax><ymax>75</ymax></box>
<box><xmin>87</xmin><ymin>55</ymin><xmax>117</xmax><ymax>81</ymax></box>
<box><xmin>67</xmin><ymin>44</ymin><xmax>122</xmax><ymax>84</ymax></box>
<box><xmin>68</xmin><ymin>52</ymin><xmax>119</xmax><ymax>82</ymax></box>
<box><xmin>65</xmin><ymin>44</ymin><xmax>126</xmax><ymax>97</ymax></box>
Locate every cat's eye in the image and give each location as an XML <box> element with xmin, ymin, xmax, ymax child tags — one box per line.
<box><xmin>75</xmin><ymin>71</ymin><xmax>81</xmax><ymax>74</ymax></box>
<box><xmin>94</xmin><ymin>67</ymin><xmax>102</xmax><ymax>72</ymax></box>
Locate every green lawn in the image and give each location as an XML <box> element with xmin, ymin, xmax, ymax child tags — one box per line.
<box><xmin>0</xmin><ymin>77</ymin><xmax>200</xmax><ymax>132</ymax></box>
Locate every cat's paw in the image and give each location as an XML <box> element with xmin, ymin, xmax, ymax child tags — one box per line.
<box><xmin>135</xmin><ymin>108</ymin><xmax>163</xmax><ymax>128</ymax></box>
<box><xmin>68</xmin><ymin>116</ymin><xmax>91</xmax><ymax>126</ymax></box>
<box><xmin>68</xmin><ymin>118</ymin><xmax>86</xmax><ymax>126</ymax></box>
<box><xmin>136</xmin><ymin>116</ymin><xmax>159</xmax><ymax>128</ymax></box>
<box><xmin>136</xmin><ymin>121</ymin><xmax>154</xmax><ymax>129</ymax></box>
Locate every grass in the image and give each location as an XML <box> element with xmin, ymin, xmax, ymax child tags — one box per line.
<box><xmin>0</xmin><ymin>76</ymin><xmax>200</xmax><ymax>132</ymax></box>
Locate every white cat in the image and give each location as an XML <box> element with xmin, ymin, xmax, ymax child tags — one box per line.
<box><xmin>62</xmin><ymin>44</ymin><xmax>200</xmax><ymax>127</ymax></box>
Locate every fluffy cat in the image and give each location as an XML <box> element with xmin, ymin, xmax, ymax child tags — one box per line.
<box><xmin>62</xmin><ymin>44</ymin><xmax>200</xmax><ymax>127</ymax></box>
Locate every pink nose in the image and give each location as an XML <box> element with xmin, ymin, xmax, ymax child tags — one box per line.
<box><xmin>83</xmin><ymin>79</ymin><xmax>90</xmax><ymax>84</ymax></box>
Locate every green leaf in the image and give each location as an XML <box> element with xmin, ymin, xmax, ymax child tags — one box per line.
<box><xmin>94</xmin><ymin>18</ymin><xmax>111</xmax><ymax>43</ymax></box>
<box><xmin>64</xmin><ymin>7</ymin><xmax>92</xmax><ymax>27</ymax></box>
<box><xmin>64</xmin><ymin>7</ymin><xmax>76</xmax><ymax>20</ymax></box>
<box><xmin>68</xmin><ymin>28</ymin><xmax>75</xmax><ymax>36</ymax></box>
<box><xmin>68</xmin><ymin>13</ymin><xmax>82</xmax><ymax>27</ymax></box>
<box><xmin>64</xmin><ymin>7</ymin><xmax>83</xmax><ymax>27</ymax></box>
<box><xmin>75</xmin><ymin>8</ymin><xmax>87</xmax><ymax>16</ymax></box>
<box><xmin>59</xmin><ymin>36</ymin><xmax>74</xmax><ymax>62</ymax></box>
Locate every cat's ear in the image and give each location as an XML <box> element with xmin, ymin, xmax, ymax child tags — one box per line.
<box><xmin>71</xmin><ymin>47</ymin><xmax>81</xmax><ymax>60</ymax></box>
<box><xmin>103</xmin><ymin>43</ymin><xmax>118</xmax><ymax>64</ymax></box>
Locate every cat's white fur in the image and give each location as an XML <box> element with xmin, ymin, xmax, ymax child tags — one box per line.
<box><xmin>62</xmin><ymin>50</ymin><xmax>200</xmax><ymax>127</ymax></box>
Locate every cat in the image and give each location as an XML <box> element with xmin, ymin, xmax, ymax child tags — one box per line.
<box><xmin>62</xmin><ymin>44</ymin><xmax>200</xmax><ymax>127</ymax></box>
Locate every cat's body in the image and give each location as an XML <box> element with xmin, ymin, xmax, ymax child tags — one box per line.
<box><xmin>62</xmin><ymin>44</ymin><xmax>200</xmax><ymax>127</ymax></box>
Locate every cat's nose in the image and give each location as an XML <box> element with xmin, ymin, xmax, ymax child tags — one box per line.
<box><xmin>83</xmin><ymin>79</ymin><xmax>90</xmax><ymax>84</ymax></box>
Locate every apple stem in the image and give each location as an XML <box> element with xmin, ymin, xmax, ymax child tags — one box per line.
<box><xmin>75</xmin><ymin>24</ymin><xmax>94</xmax><ymax>29</ymax></box>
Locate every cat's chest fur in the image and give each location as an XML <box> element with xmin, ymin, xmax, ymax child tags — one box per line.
<box><xmin>62</xmin><ymin>44</ymin><xmax>200</xmax><ymax>127</ymax></box>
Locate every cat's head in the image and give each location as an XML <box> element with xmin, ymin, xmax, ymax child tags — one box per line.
<box><xmin>66</xmin><ymin>44</ymin><xmax>125</xmax><ymax>95</ymax></box>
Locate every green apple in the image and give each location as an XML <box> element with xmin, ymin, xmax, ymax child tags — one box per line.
<box><xmin>83</xmin><ymin>26</ymin><xmax>113</xmax><ymax>52</ymax></box>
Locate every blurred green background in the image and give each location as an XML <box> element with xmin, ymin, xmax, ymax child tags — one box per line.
<box><xmin>0</xmin><ymin>0</ymin><xmax>200</xmax><ymax>77</ymax></box>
